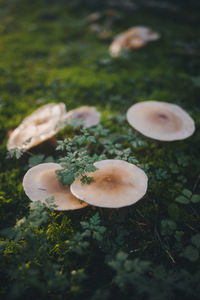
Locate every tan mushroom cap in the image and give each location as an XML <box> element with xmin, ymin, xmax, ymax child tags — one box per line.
<box><xmin>126</xmin><ymin>101</ymin><xmax>195</xmax><ymax>141</ymax></box>
<box><xmin>23</xmin><ymin>163</ymin><xmax>88</xmax><ymax>210</ymax></box>
<box><xmin>70</xmin><ymin>159</ymin><xmax>148</xmax><ymax>208</ymax></box>
<box><xmin>7</xmin><ymin>103</ymin><xmax>67</xmax><ymax>151</ymax></box>
<box><xmin>86</xmin><ymin>12</ymin><xmax>101</xmax><ymax>23</ymax></box>
<box><xmin>65</xmin><ymin>106</ymin><xmax>101</xmax><ymax>128</ymax></box>
<box><xmin>109</xmin><ymin>26</ymin><xmax>160</xmax><ymax>57</ymax></box>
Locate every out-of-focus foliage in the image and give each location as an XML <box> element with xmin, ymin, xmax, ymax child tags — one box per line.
<box><xmin>67</xmin><ymin>0</ymin><xmax>200</xmax><ymax>10</ymax></box>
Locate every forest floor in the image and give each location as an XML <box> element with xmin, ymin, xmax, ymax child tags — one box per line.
<box><xmin>0</xmin><ymin>1</ymin><xmax>200</xmax><ymax>299</ymax></box>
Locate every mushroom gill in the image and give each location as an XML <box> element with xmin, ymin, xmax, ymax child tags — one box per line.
<box><xmin>7</xmin><ymin>103</ymin><xmax>67</xmax><ymax>151</ymax></box>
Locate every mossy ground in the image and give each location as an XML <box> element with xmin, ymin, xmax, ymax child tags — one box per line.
<box><xmin>0</xmin><ymin>0</ymin><xmax>200</xmax><ymax>299</ymax></box>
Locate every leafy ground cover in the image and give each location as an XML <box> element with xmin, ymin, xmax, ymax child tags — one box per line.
<box><xmin>0</xmin><ymin>0</ymin><xmax>200</xmax><ymax>299</ymax></box>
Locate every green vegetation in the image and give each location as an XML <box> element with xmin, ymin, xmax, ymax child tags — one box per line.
<box><xmin>0</xmin><ymin>0</ymin><xmax>199</xmax><ymax>299</ymax></box>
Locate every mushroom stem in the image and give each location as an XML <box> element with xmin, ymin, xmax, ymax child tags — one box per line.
<box><xmin>98</xmin><ymin>207</ymin><xmax>104</xmax><ymax>216</ymax></box>
<box><xmin>26</xmin><ymin>150</ymin><xmax>35</xmax><ymax>157</ymax></box>
<box><xmin>108</xmin><ymin>210</ymin><xmax>114</xmax><ymax>220</ymax></box>
<box><xmin>48</xmin><ymin>137</ymin><xmax>58</xmax><ymax>148</ymax></box>
<box><xmin>156</xmin><ymin>140</ymin><xmax>164</xmax><ymax>148</ymax></box>
<box><xmin>75</xmin><ymin>126</ymin><xmax>82</xmax><ymax>135</ymax></box>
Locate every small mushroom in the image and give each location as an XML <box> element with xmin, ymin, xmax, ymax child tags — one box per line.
<box><xmin>89</xmin><ymin>23</ymin><xmax>102</xmax><ymax>33</ymax></box>
<box><xmin>109</xmin><ymin>26</ymin><xmax>160</xmax><ymax>57</ymax></box>
<box><xmin>23</xmin><ymin>163</ymin><xmax>88</xmax><ymax>210</ymax></box>
<box><xmin>126</xmin><ymin>101</ymin><xmax>195</xmax><ymax>141</ymax></box>
<box><xmin>70</xmin><ymin>159</ymin><xmax>148</xmax><ymax>208</ymax></box>
<box><xmin>65</xmin><ymin>106</ymin><xmax>101</xmax><ymax>128</ymax></box>
<box><xmin>7</xmin><ymin>103</ymin><xmax>67</xmax><ymax>151</ymax></box>
<box><xmin>86</xmin><ymin>12</ymin><xmax>102</xmax><ymax>23</ymax></box>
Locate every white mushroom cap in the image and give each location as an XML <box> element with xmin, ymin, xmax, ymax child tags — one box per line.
<box><xmin>7</xmin><ymin>103</ymin><xmax>67</xmax><ymax>151</ymax></box>
<box><xmin>133</xmin><ymin>26</ymin><xmax>160</xmax><ymax>42</ymax></box>
<box><xmin>126</xmin><ymin>101</ymin><xmax>195</xmax><ymax>141</ymax></box>
<box><xmin>109</xmin><ymin>26</ymin><xmax>160</xmax><ymax>57</ymax></box>
<box><xmin>70</xmin><ymin>159</ymin><xmax>148</xmax><ymax>208</ymax></box>
<box><xmin>65</xmin><ymin>106</ymin><xmax>101</xmax><ymax>128</ymax></box>
<box><xmin>23</xmin><ymin>163</ymin><xmax>88</xmax><ymax>210</ymax></box>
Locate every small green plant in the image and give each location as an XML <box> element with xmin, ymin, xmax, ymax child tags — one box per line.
<box><xmin>65</xmin><ymin>213</ymin><xmax>106</xmax><ymax>255</ymax></box>
<box><xmin>55</xmin><ymin>124</ymin><xmax>141</xmax><ymax>186</ymax></box>
<box><xmin>56</xmin><ymin>150</ymin><xmax>98</xmax><ymax>185</ymax></box>
<box><xmin>27</xmin><ymin>154</ymin><xmax>55</xmax><ymax>168</ymax></box>
<box><xmin>161</xmin><ymin>219</ymin><xmax>177</xmax><ymax>236</ymax></box>
<box><xmin>181</xmin><ymin>234</ymin><xmax>200</xmax><ymax>262</ymax></box>
<box><xmin>155</xmin><ymin>168</ymin><xmax>169</xmax><ymax>180</ymax></box>
<box><xmin>6</xmin><ymin>147</ymin><xmax>25</xmax><ymax>159</ymax></box>
<box><xmin>108</xmin><ymin>252</ymin><xmax>151</xmax><ymax>291</ymax></box>
<box><xmin>6</xmin><ymin>138</ymin><xmax>32</xmax><ymax>159</ymax></box>
<box><xmin>175</xmin><ymin>189</ymin><xmax>200</xmax><ymax>204</ymax></box>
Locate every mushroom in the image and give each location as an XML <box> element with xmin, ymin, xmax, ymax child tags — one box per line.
<box><xmin>7</xmin><ymin>103</ymin><xmax>67</xmax><ymax>151</ymax></box>
<box><xmin>65</xmin><ymin>106</ymin><xmax>101</xmax><ymax>128</ymax></box>
<box><xmin>109</xmin><ymin>26</ymin><xmax>160</xmax><ymax>57</ymax></box>
<box><xmin>70</xmin><ymin>159</ymin><xmax>148</xmax><ymax>208</ymax></box>
<box><xmin>23</xmin><ymin>163</ymin><xmax>88</xmax><ymax>210</ymax></box>
<box><xmin>89</xmin><ymin>23</ymin><xmax>102</xmax><ymax>34</ymax></box>
<box><xmin>126</xmin><ymin>101</ymin><xmax>195</xmax><ymax>141</ymax></box>
<box><xmin>86</xmin><ymin>12</ymin><xmax>102</xmax><ymax>23</ymax></box>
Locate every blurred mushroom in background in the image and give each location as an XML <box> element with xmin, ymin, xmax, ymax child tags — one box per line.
<box><xmin>109</xmin><ymin>26</ymin><xmax>160</xmax><ymax>56</ymax></box>
<box><xmin>87</xmin><ymin>10</ymin><xmax>120</xmax><ymax>39</ymax></box>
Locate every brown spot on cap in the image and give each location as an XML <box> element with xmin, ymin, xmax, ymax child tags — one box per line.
<box><xmin>65</xmin><ymin>106</ymin><xmax>101</xmax><ymax>128</ymax></box>
<box><xmin>70</xmin><ymin>160</ymin><xmax>148</xmax><ymax>208</ymax></box>
<box><xmin>92</xmin><ymin>166</ymin><xmax>134</xmax><ymax>193</ymax></box>
<box><xmin>144</xmin><ymin>107</ymin><xmax>182</xmax><ymax>133</ymax></box>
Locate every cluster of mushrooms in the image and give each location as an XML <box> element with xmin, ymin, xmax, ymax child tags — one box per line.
<box><xmin>7</xmin><ymin>104</ymin><xmax>100</xmax><ymax>151</ymax></box>
<box><xmin>87</xmin><ymin>11</ymin><xmax>161</xmax><ymax>56</ymax></box>
<box><xmin>7</xmin><ymin>100</ymin><xmax>195</xmax><ymax>210</ymax></box>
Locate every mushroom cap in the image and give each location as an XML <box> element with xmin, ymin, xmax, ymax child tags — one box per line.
<box><xmin>7</xmin><ymin>103</ymin><xmax>67</xmax><ymax>151</ymax></box>
<box><xmin>126</xmin><ymin>101</ymin><xmax>195</xmax><ymax>141</ymax></box>
<box><xmin>109</xmin><ymin>26</ymin><xmax>160</xmax><ymax>57</ymax></box>
<box><xmin>86</xmin><ymin>12</ymin><xmax>101</xmax><ymax>23</ymax></box>
<box><xmin>130</xmin><ymin>26</ymin><xmax>160</xmax><ymax>42</ymax></box>
<box><xmin>23</xmin><ymin>163</ymin><xmax>88</xmax><ymax>210</ymax></box>
<box><xmin>65</xmin><ymin>106</ymin><xmax>101</xmax><ymax>128</ymax></box>
<box><xmin>70</xmin><ymin>159</ymin><xmax>148</xmax><ymax>208</ymax></box>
